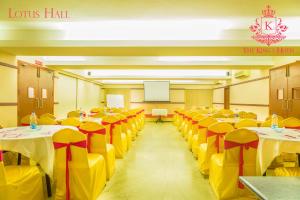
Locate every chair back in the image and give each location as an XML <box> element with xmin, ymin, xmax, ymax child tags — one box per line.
<box><xmin>197</xmin><ymin>117</ymin><xmax>218</xmax><ymax>143</ymax></box>
<box><xmin>102</xmin><ymin>115</ymin><xmax>121</xmax><ymax>144</ymax></box>
<box><xmin>207</xmin><ymin>122</ymin><xmax>234</xmax><ymax>153</ymax></box>
<box><xmin>218</xmin><ymin>109</ymin><xmax>234</xmax><ymax>115</ymax></box>
<box><xmin>61</xmin><ymin>118</ymin><xmax>81</xmax><ymax>127</ymax></box>
<box><xmin>52</xmin><ymin>129</ymin><xmax>90</xmax><ymax>199</ymax></box>
<box><xmin>211</xmin><ymin>113</ymin><xmax>227</xmax><ymax>118</ymax></box>
<box><xmin>224</xmin><ymin>129</ymin><xmax>259</xmax><ymax>188</ymax></box>
<box><xmin>261</xmin><ymin>119</ymin><xmax>284</xmax><ymax>128</ymax></box>
<box><xmin>282</xmin><ymin>117</ymin><xmax>300</xmax><ymax>129</ymax></box>
<box><xmin>235</xmin><ymin>119</ymin><xmax>257</xmax><ymax>129</ymax></box>
<box><xmin>240</xmin><ymin>112</ymin><xmax>257</xmax><ymax>119</ymax></box>
<box><xmin>67</xmin><ymin>111</ymin><xmax>80</xmax><ymax>118</ymax></box>
<box><xmin>38</xmin><ymin>117</ymin><xmax>58</xmax><ymax>125</ymax></box>
<box><xmin>79</xmin><ymin>122</ymin><xmax>107</xmax><ymax>153</ymax></box>
<box><xmin>40</xmin><ymin>113</ymin><xmax>56</xmax><ymax>120</ymax></box>
<box><xmin>0</xmin><ymin>151</ymin><xmax>7</xmax><ymax>185</ymax></box>
<box><xmin>20</xmin><ymin>114</ymin><xmax>38</xmax><ymax>126</ymax></box>
<box><xmin>265</xmin><ymin>115</ymin><xmax>284</xmax><ymax>121</ymax></box>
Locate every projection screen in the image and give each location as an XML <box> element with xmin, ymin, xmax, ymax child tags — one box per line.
<box><xmin>144</xmin><ymin>81</ymin><xmax>170</xmax><ymax>101</ymax></box>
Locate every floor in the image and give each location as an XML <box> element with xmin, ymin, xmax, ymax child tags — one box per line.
<box><xmin>99</xmin><ymin>122</ymin><xmax>216</xmax><ymax>200</ymax></box>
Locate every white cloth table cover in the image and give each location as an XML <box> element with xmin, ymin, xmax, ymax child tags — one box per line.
<box><xmin>247</xmin><ymin>127</ymin><xmax>300</xmax><ymax>175</ymax></box>
<box><xmin>0</xmin><ymin>125</ymin><xmax>77</xmax><ymax>177</ymax></box>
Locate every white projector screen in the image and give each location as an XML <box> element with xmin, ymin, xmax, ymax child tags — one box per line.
<box><xmin>144</xmin><ymin>81</ymin><xmax>170</xmax><ymax>101</ymax></box>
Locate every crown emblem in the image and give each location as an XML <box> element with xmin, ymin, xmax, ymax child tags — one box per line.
<box><xmin>262</xmin><ymin>5</ymin><xmax>276</xmax><ymax>17</ymax></box>
<box><xmin>249</xmin><ymin>5</ymin><xmax>288</xmax><ymax>46</ymax></box>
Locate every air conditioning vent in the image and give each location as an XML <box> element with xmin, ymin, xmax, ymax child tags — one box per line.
<box><xmin>234</xmin><ymin>70</ymin><xmax>250</xmax><ymax>79</ymax></box>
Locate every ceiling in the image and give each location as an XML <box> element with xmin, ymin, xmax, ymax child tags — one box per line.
<box><xmin>2</xmin><ymin>0</ymin><xmax>300</xmax><ymax>85</ymax></box>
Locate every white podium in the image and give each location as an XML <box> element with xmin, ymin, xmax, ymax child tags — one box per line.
<box><xmin>152</xmin><ymin>109</ymin><xmax>168</xmax><ymax>123</ymax></box>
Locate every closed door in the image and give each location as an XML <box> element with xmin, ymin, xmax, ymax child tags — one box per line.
<box><xmin>269</xmin><ymin>66</ymin><xmax>288</xmax><ymax>117</ymax></box>
<box><xmin>224</xmin><ymin>87</ymin><xmax>230</xmax><ymax>109</ymax></box>
<box><xmin>17</xmin><ymin>61</ymin><xmax>39</xmax><ymax>124</ymax></box>
<box><xmin>287</xmin><ymin>63</ymin><xmax>300</xmax><ymax>118</ymax></box>
<box><xmin>37</xmin><ymin>68</ymin><xmax>54</xmax><ymax>116</ymax></box>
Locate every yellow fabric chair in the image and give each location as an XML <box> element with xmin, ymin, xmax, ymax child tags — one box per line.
<box><xmin>239</xmin><ymin>112</ymin><xmax>257</xmax><ymax>119</ymax></box>
<box><xmin>218</xmin><ymin>109</ymin><xmax>234</xmax><ymax>115</ymax></box>
<box><xmin>187</xmin><ymin>114</ymin><xmax>205</xmax><ymax>149</ymax></box>
<box><xmin>265</xmin><ymin>115</ymin><xmax>284</xmax><ymax>121</ymax></box>
<box><xmin>129</xmin><ymin>110</ymin><xmax>139</xmax><ymax>135</ymax></box>
<box><xmin>274</xmin><ymin>167</ymin><xmax>300</xmax><ymax>176</ymax></box>
<box><xmin>0</xmin><ymin>151</ymin><xmax>44</xmax><ymax>200</ymax></box>
<box><xmin>40</xmin><ymin>113</ymin><xmax>56</xmax><ymax>120</ymax></box>
<box><xmin>53</xmin><ymin>128</ymin><xmax>106</xmax><ymax>200</ymax></box>
<box><xmin>181</xmin><ymin>111</ymin><xmax>196</xmax><ymax>138</ymax></box>
<box><xmin>209</xmin><ymin>129</ymin><xmax>259</xmax><ymax>200</ymax></box>
<box><xmin>61</xmin><ymin>118</ymin><xmax>81</xmax><ymax>127</ymax></box>
<box><xmin>102</xmin><ymin>116</ymin><xmax>127</xmax><ymax>158</ymax></box>
<box><xmin>184</xmin><ymin>112</ymin><xmax>199</xmax><ymax>141</ymax></box>
<box><xmin>261</xmin><ymin>119</ymin><xmax>284</xmax><ymax>128</ymax></box>
<box><xmin>123</xmin><ymin>112</ymin><xmax>137</xmax><ymax>140</ymax></box>
<box><xmin>38</xmin><ymin>117</ymin><xmax>58</xmax><ymax>125</ymax></box>
<box><xmin>67</xmin><ymin>111</ymin><xmax>81</xmax><ymax>118</ymax></box>
<box><xmin>79</xmin><ymin>122</ymin><xmax>116</xmax><ymax>180</ymax></box>
<box><xmin>211</xmin><ymin>113</ymin><xmax>227</xmax><ymax>118</ymax></box>
<box><xmin>191</xmin><ymin>117</ymin><xmax>217</xmax><ymax>158</ymax></box>
<box><xmin>234</xmin><ymin>119</ymin><xmax>258</xmax><ymax>129</ymax></box>
<box><xmin>282</xmin><ymin>117</ymin><xmax>300</xmax><ymax>129</ymax></box>
<box><xmin>198</xmin><ymin>122</ymin><xmax>234</xmax><ymax>175</ymax></box>
<box><xmin>20</xmin><ymin>114</ymin><xmax>39</xmax><ymax>126</ymax></box>
<box><xmin>118</xmin><ymin>114</ymin><xmax>132</xmax><ymax>150</ymax></box>
<box><xmin>91</xmin><ymin>112</ymin><xmax>105</xmax><ymax>118</ymax></box>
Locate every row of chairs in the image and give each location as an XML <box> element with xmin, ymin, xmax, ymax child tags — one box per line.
<box><xmin>0</xmin><ymin>108</ymin><xmax>145</xmax><ymax>200</ymax></box>
<box><xmin>173</xmin><ymin>109</ymin><xmax>300</xmax><ymax>199</ymax></box>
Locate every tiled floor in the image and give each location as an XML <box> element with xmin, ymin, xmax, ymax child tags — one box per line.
<box><xmin>99</xmin><ymin>122</ymin><xmax>216</xmax><ymax>200</ymax></box>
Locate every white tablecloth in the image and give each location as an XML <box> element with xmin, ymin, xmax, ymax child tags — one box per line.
<box><xmin>248</xmin><ymin>127</ymin><xmax>300</xmax><ymax>175</ymax></box>
<box><xmin>0</xmin><ymin>125</ymin><xmax>77</xmax><ymax>177</ymax></box>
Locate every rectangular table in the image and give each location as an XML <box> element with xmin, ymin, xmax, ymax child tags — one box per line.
<box><xmin>247</xmin><ymin>127</ymin><xmax>300</xmax><ymax>175</ymax></box>
<box><xmin>152</xmin><ymin>109</ymin><xmax>168</xmax><ymax>123</ymax></box>
<box><xmin>240</xmin><ymin>176</ymin><xmax>300</xmax><ymax>200</ymax></box>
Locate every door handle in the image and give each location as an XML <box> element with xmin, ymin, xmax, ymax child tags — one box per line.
<box><xmin>36</xmin><ymin>98</ymin><xmax>40</xmax><ymax>108</ymax></box>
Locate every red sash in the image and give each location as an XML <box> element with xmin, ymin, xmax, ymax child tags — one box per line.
<box><xmin>102</xmin><ymin>121</ymin><xmax>121</xmax><ymax>144</ymax></box>
<box><xmin>0</xmin><ymin>151</ymin><xmax>3</xmax><ymax>161</ymax></box>
<box><xmin>207</xmin><ymin>131</ymin><xmax>226</xmax><ymax>153</ymax></box>
<box><xmin>78</xmin><ymin>128</ymin><xmax>106</xmax><ymax>152</ymax></box>
<box><xmin>192</xmin><ymin>120</ymin><xmax>198</xmax><ymax>125</ymax></box>
<box><xmin>198</xmin><ymin>125</ymin><xmax>206</xmax><ymax>129</ymax></box>
<box><xmin>224</xmin><ymin>140</ymin><xmax>259</xmax><ymax>188</ymax></box>
<box><xmin>53</xmin><ymin>140</ymin><xmax>87</xmax><ymax>200</ymax></box>
<box><xmin>285</xmin><ymin>126</ymin><xmax>300</xmax><ymax>130</ymax></box>
<box><xmin>21</xmin><ymin>123</ymin><xmax>30</xmax><ymax>126</ymax></box>
<box><xmin>122</xmin><ymin>119</ymin><xmax>128</xmax><ymax>123</ymax></box>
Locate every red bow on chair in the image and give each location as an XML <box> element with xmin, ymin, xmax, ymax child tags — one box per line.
<box><xmin>53</xmin><ymin>140</ymin><xmax>87</xmax><ymax>200</ymax></box>
<box><xmin>192</xmin><ymin>120</ymin><xmax>198</xmax><ymax>125</ymax></box>
<box><xmin>102</xmin><ymin>121</ymin><xmax>121</xmax><ymax>144</ymax></box>
<box><xmin>198</xmin><ymin>125</ymin><xmax>206</xmax><ymax>129</ymax></box>
<box><xmin>78</xmin><ymin>128</ymin><xmax>106</xmax><ymax>152</ymax></box>
<box><xmin>0</xmin><ymin>151</ymin><xmax>3</xmax><ymax>161</ymax></box>
<box><xmin>224</xmin><ymin>140</ymin><xmax>259</xmax><ymax>189</ymax></box>
<box><xmin>285</xmin><ymin>126</ymin><xmax>300</xmax><ymax>130</ymax></box>
<box><xmin>207</xmin><ymin>131</ymin><xmax>226</xmax><ymax>153</ymax></box>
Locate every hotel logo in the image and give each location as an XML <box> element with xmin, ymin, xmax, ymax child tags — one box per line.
<box><xmin>249</xmin><ymin>5</ymin><xmax>288</xmax><ymax>46</ymax></box>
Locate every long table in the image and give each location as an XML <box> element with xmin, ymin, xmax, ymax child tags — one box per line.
<box><xmin>247</xmin><ymin>127</ymin><xmax>300</xmax><ymax>175</ymax></box>
<box><xmin>240</xmin><ymin>176</ymin><xmax>300</xmax><ymax>200</ymax></box>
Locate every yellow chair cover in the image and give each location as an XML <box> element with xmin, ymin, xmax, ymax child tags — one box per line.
<box><xmin>181</xmin><ymin>111</ymin><xmax>196</xmax><ymax>138</ymax></box>
<box><xmin>198</xmin><ymin>122</ymin><xmax>234</xmax><ymax>175</ymax></box>
<box><xmin>40</xmin><ymin>113</ymin><xmax>56</xmax><ymax>120</ymax></box>
<box><xmin>53</xmin><ymin>128</ymin><xmax>106</xmax><ymax>200</ymax></box>
<box><xmin>274</xmin><ymin>167</ymin><xmax>300</xmax><ymax>176</ymax></box>
<box><xmin>0</xmin><ymin>151</ymin><xmax>44</xmax><ymax>200</ymax></box>
<box><xmin>117</xmin><ymin>114</ymin><xmax>132</xmax><ymax>150</ymax></box>
<box><xmin>67</xmin><ymin>111</ymin><xmax>80</xmax><ymax>118</ymax></box>
<box><xmin>211</xmin><ymin>113</ymin><xmax>227</xmax><ymax>118</ymax></box>
<box><xmin>38</xmin><ymin>117</ymin><xmax>58</xmax><ymax>125</ymax></box>
<box><xmin>20</xmin><ymin>114</ymin><xmax>39</xmax><ymax>126</ymax></box>
<box><xmin>61</xmin><ymin>118</ymin><xmax>81</xmax><ymax>127</ymax></box>
<box><xmin>209</xmin><ymin>129</ymin><xmax>258</xmax><ymax>200</ymax></box>
<box><xmin>122</xmin><ymin>112</ymin><xmax>137</xmax><ymax>140</ymax></box>
<box><xmin>261</xmin><ymin>119</ymin><xmax>284</xmax><ymax>128</ymax></box>
<box><xmin>187</xmin><ymin>114</ymin><xmax>205</xmax><ymax>149</ymax></box>
<box><xmin>282</xmin><ymin>117</ymin><xmax>300</xmax><ymax>129</ymax></box>
<box><xmin>265</xmin><ymin>115</ymin><xmax>284</xmax><ymax>121</ymax></box>
<box><xmin>102</xmin><ymin>116</ymin><xmax>127</xmax><ymax>158</ymax></box>
<box><xmin>79</xmin><ymin>122</ymin><xmax>116</xmax><ymax>180</ymax></box>
<box><xmin>234</xmin><ymin>119</ymin><xmax>258</xmax><ymax>129</ymax></box>
<box><xmin>218</xmin><ymin>109</ymin><xmax>234</xmax><ymax>115</ymax></box>
<box><xmin>191</xmin><ymin>117</ymin><xmax>217</xmax><ymax>158</ymax></box>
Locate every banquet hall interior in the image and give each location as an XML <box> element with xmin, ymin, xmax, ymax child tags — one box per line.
<box><xmin>1</xmin><ymin>0</ymin><xmax>300</xmax><ymax>200</ymax></box>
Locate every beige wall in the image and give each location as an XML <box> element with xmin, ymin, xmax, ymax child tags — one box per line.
<box><xmin>0</xmin><ymin>52</ymin><xmax>17</xmax><ymax>127</ymax></box>
<box><xmin>103</xmin><ymin>84</ymin><xmax>213</xmax><ymax>114</ymax></box>
<box><xmin>213</xmin><ymin>70</ymin><xmax>270</xmax><ymax>120</ymax></box>
<box><xmin>54</xmin><ymin>73</ymin><xmax>102</xmax><ymax>118</ymax></box>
